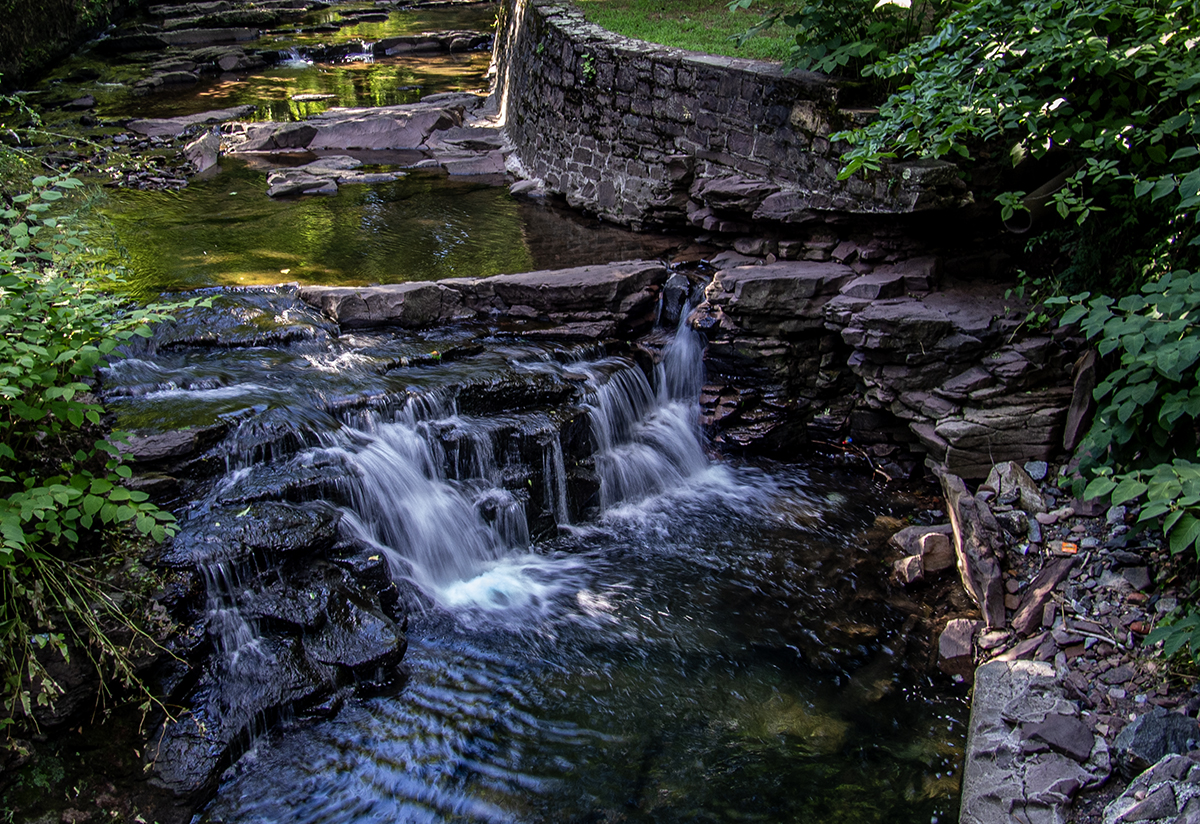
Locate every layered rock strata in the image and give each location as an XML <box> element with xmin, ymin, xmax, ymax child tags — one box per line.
<box><xmin>690</xmin><ymin>257</ymin><xmax>1081</xmax><ymax>478</ymax></box>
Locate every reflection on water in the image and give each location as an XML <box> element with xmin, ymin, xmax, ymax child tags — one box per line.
<box><xmin>40</xmin><ymin>4</ymin><xmax>497</xmax><ymax>121</ymax></box>
<box><xmin>96</xmin><ymin>159</ymin><xmax>689</xmax><ymax>295</ymax></box>
<box><xmin>110</xmin><ymin>52</ymin><xmax>493</xmax><ymax>121</ymax></box>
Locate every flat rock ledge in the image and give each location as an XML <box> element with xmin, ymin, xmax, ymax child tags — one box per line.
<box><xmin>297</xmin><ymin>260</ymin><xmax>668</xmax><ymax>339</ymax></box>
<box><xmin>961</xmin><ymin>660</ymin><xmax>1109</xmax><ymax>824</ymax></box>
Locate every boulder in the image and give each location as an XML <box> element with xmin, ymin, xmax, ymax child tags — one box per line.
<box><xmin>983</xmin><ymin>460</ymin><xmax>1047</xmax><ymax>514</ymax></box>
<box><xmin>942</xmin><ymin>473</ymin><xmax>1006</xmax><ymax>628</ymax></box>
<box><xmin>960</xmin><ymin>660</ymin><xmax>1109</xmax><ymax>824</ymax></box>
<box><xmin>1114</xmin><ymin>708</ymin><xmax>1200</xmax><ymax>777</ymax></box>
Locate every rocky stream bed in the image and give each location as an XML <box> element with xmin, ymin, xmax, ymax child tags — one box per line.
<box><xmin>3</xmin><ymin>2</ymin><xmax>1200</xmax><ymax>823</ymax></box>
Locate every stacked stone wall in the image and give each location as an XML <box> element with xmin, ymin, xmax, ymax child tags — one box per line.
<box><xmin>491</xmin><ymin>0</ymin><xmax>968</xmax><ymax>230</ymax></box>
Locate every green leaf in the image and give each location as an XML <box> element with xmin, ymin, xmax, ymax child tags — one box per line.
<box><xmin>1111</xmin><ymin>478</ymin><xmax>1149</xmax><ymax>505</ymax></box>
<box><xmin>1083</xmin><ymin>476</ymin><xmax>1118</xmax><ymax>500</ymax></box>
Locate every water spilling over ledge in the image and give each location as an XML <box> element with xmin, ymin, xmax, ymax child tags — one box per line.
<box><xmin>104</xmin><ymin>285</ymin><xmax>967</xmax><ymax>820</ymax></box>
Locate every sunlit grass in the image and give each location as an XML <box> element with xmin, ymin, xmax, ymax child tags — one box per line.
<box><xmin>574</xmin><ymin>0</ymin><xmax>791</xmax><ymax>61</ymax></box>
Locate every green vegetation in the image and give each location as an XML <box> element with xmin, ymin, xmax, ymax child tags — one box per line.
<box><xmin>0</xmin><ymin>0</ymin><xmax>139</xmax><ymax>87</ymax></box>
<box><xmin>758</xmin><ymin>0</ymin><xmax>1199</xmax><ymax>663</ymax></box>
<box><xmin>0</xmin><ymin>171</ymin><xmax>183</xmax><ymax>734</ymax></box>
<box><xmin>575</xmin><ymin>0</ymin><xmax>793</xmax><ymax>62</ymax></box>
<box><xmin>730</xmin><ymin>0</ymin><xmax>948</xmax><ymax>77</ymax></box>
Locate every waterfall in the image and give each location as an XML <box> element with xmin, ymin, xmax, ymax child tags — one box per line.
<box><xmin>306</xmin><ymin>310</ymin><xmax>711</xmax><ymax>612</ymax></box>
<box><xmin>582</xmin><ymin>306</ymin><xmax>709</xmax><ymax>510</ymax></box>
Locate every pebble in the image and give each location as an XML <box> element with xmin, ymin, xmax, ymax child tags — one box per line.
<box><xmin>1080</xmin><ymin>537</ymin><xmax>1100</xmax><ymax>548</ymax></box>
<box><xmin>1036</xmin><ymin>512</ymin><xmax>1058</xmax><ymax>525</ymax></box>
<box><xmin>1109</xmin><ymin>687</ymin><xmax>1127</xmax><ymax>700</ymax></box>
<box><xmin>1157</xmin><ymin>596</ymin><xmax>1178</xmax><ymax>615</ymax></box>
<box><xmin>1106</xmin><ymin>505</ymin><xmax>1127</xmax><ymax>525</ymax></box>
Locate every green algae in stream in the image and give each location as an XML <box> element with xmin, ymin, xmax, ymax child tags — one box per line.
<box><xmin>96</xmin><ymin>159</ymin><xmax>535</xmax><ymax>295</ymax></box>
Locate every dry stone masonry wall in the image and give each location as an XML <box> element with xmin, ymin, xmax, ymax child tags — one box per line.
<box><xmin>491</xmin><ymin>0</ymin><xmax>971</xmax><ymax>231</ymax></box>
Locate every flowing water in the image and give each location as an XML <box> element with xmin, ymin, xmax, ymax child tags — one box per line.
<box><xmin>103</xmin><ymin>291</ymin><xmax>967</xmax><ymax>822</ymax></box>
<box><xmin>62</xmin><ymin>3</ymin><xmax>970</xmax><ymax>817</ymax></box>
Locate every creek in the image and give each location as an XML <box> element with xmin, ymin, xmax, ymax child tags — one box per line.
<box><xmin>37</xmin><ymin>2</ymin><xmax>971</xmax><ymax>819</ymax></box>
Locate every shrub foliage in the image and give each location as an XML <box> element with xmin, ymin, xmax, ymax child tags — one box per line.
<box><xmin>0</xmin><ymin>174</ymin><xmax>180</xmax><ymax>729</ymax></box>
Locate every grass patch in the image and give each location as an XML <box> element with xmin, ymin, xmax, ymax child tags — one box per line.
<box><xmin>574</xmin><ymin>0</ymin><xmax>791</xmax><ymax>62</ymax></box>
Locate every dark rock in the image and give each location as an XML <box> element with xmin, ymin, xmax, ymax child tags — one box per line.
<box><xmin>1026</xmin><ymin>714</ymin><xmax>1096</xmax><ymax>762</ymax></box>
<box><xmin>1122</xmin><ymin>566</ymin><xmax>1152</xmax><ymax>592</ymax></box>
<box><xmin>1011</xmin><ymin>557</ymin><xmax>1075</xmax><ymax>636</ymax></box>
<box><xmin>162</xmin><ymin>502</ymin><xmax>340</xmax><ymax>566</ymax></box>
<box><xmin>1114</xmin><ymin>708</ymin><xmax>1200</xmax><ymax>776</ymax></box>
<box><xmin>1063</xmin><ymin>351</ymin><xmax>1098</xmax><ymax>451</ymax></box>
<box><xmin>661</xmin><ymin>272</ymin><xmax>692</xmax><ymax>327</ymax></box>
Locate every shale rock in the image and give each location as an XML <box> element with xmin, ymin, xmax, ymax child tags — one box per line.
<box><xmin>1103</xmin><ymin>754</ymin><xmax>1200</xmax><ymax>824</ymax></box>
<box><xmin>960</xmin><ymin>660</ymin><xmax>1109</xmax><ymax>824</ymax></box>
<box><xmin>943</xmin><ymin>472</ymin><xmax>1006</xmax><ymax>628</ymax></box>
<box><xmin>299</xmin><ymin>260</ymin><xmax>668</xmax><ymax>339</ymax></box>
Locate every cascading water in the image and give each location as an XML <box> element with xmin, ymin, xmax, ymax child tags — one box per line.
<box><xmin>100</xmin><ymin>288</ymin><xmax>966</xmax><ymax>823</ymax></box>
<box><xmin>580</xmin><ymin>308</ymin><xmax>711</xmax><ymax>511</ymax></box>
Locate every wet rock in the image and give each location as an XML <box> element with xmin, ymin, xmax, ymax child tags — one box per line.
<box><xmin>162</xmin><ymin>502</ymin><xmax>339</xmax><ymax>566</ymax></box>
<box><xmin>119</xmin><ymin>424</ymin><xmax>228</xmax><ymax>465</ymax></box>
<box><xmin>148</xmin><ymin>636</ymin><xmax>339</xmax><ymax>796</ymax></box>
<box><xmin>1114</xmin><ymin>708</ymin><xmax>1200</xmax><ymax>776</ymax></box>
<box><xmin>303</xmin><ymin>585</ymin><xmax>406</xmax><ymax>670</ymax></box>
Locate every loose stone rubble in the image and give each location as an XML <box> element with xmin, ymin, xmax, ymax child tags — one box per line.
<box><xmin>886</xmin><ymin>455</ymin><xmax>1200</xmax><ymax>823</ymax></box>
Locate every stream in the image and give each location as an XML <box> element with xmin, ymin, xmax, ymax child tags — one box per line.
<box><xmin>33</xmin><ymin>1</ymin><xmax>971</xmax><ymax>819</ymax></box>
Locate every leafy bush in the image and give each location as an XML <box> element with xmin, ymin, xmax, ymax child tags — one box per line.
<box><xmin>729</xmin><ymin>0</ymin><xmax>947</xmax><ymax>77</ymax></box>
<box><xmin>0</xmin><ymin>174</ymin><xmax>181</xmax><ymax>728</ymax></box>
<box><xmin>1048</xmin><ymin>272</ymin><xmax>1200</xmax><ymax>661</ymax></box>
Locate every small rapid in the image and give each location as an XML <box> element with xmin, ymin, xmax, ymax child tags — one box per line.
<box><xmin>101</xmin><ymin>288</ymin><xmax>966</xmax><ymax>823</ymax></box>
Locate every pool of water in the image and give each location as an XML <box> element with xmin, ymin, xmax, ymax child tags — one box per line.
<box><xmin>33</xmin><ymin>3</ymin><xmax>497</xmax><ymax>122</ymax></box>
<box><xmin>102</xmin><ymin>291</ymin><xmax>968</xmax><ymax>824</ymax></box>
<box><xmin>94</xmin><ymin>158</ymin><xmax>691</xmax><ymax>295</ymax></box>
